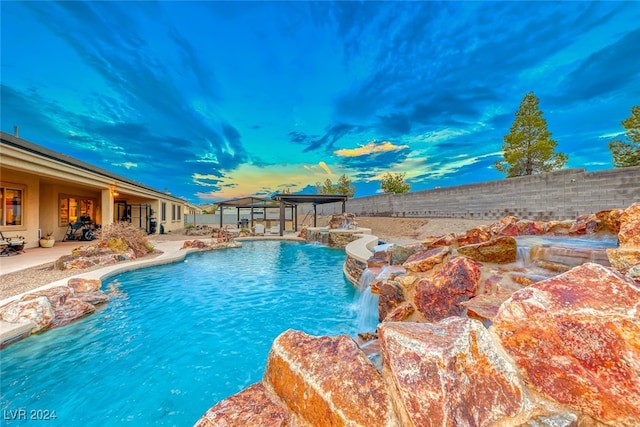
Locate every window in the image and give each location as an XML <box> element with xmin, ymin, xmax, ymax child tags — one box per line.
<box><xmin>171</xmin><ymin>204</ymin><xmax>176</xmax><ymax>221</ymax></box>
<box><xmin>161</xmin><ymin>202</ymin><xmax>167</xmax><ymax>221</ymax></box>
<box><xmin>59</xmin><ymin>195</ymin><xmax>95</xmax><ymax>225</ymax></box>
<box><xmin>177</xmin><ymin>206</ymin><xmax>181</xmax><ymax>220</ymax></box>
<box><xmin>0</xmin><ymin>186</ymin><xmax>24</xmax><ymax>226</ymax></box>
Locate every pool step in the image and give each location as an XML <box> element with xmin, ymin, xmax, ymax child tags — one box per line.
<box><xmin>0</xmin><ymin>320</ymin><xmax>34</xmax><ymax>349</ymax></box>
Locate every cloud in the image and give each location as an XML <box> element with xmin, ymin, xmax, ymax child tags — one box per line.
<box><xmin>289</xmin><ymin>123</ymin><xmax>357</xmax><ymax>152</ymax></box>
<box><xmin>318</xmin><ymin>161</ymin><xmax>333</xmax><ymax>175</ymax></box>
<box><xmin>334</xmin><ymin>141</ymin><xmax>409</xmax><ymax>157</ymax></box>
<box><xmin>111</xmin><ymin>162</ymin><xmax>138</xmax><ymax>169</ymax></box>
<box><xmin>557</xmin><ymin>28</ymin><xmax>640</xmax><ymax>101</ymax></box>
<box><xmin>333</xmin><ymin>140</ymin><xmax>412</xmax><ymax>172</ymax></box>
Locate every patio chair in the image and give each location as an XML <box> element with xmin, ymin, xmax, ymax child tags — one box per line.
<box><xmin>254</xmin><ymin>223</ymin><xmax>265</xmax><ymax>235</ymax></box>
<box><xmin>0</xmin><ymin>231</ymin><xmax>25</xmax><ymax>256</ymax></box>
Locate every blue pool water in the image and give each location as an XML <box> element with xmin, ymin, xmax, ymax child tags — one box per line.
<box><xmin>0</xmin><ymin>241</ymin><xmax>362</xmax><ymax>426</ymax></box>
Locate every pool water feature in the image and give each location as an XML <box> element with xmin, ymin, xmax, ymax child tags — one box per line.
<box><xmin>514</xmin><ymin>235</ymin><xmax>618</xmax><ymax>269</ymax></box>
<box><xmin>0</xmin><ymin>241</ymin><xmax>361</xmax><ymax>426</ymax></box>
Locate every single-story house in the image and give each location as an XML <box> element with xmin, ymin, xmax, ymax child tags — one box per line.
<box><xmin>1</xmin><ymin>130</ymin><xmax>199</xmax><ymax>248</ymax></box>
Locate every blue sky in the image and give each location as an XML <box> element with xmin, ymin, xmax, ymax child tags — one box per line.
<box><xmin>2</xmin><ymin>1</ymin><xmax>639</xmax><ymax>204</ymax></box>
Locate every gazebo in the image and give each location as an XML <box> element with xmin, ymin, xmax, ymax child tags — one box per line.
<box><xmin>271</xmin><ymin>194</ymin><xmax>348</xmax><ymax>235</ymax></box>
<box><xmin>216</xmin><ymin>194</ymin><xmax>349</xmax><ymax>236</ymax></box>
<box><xmin>215</xmin><ymin>196</ymin><xmax>294</xmax><ymax>231</ymax></box>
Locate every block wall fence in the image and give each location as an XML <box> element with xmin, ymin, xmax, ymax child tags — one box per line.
<box><xmin>315</xmin><ymin>167</ymin><xmax>640</xmax><ymax>221</ymax></box>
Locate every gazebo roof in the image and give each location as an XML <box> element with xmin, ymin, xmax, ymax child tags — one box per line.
<box><xmin>271</xmin><ymin>194</ymin><xmax>348</xmax><ymax>205</ymax></box>
<box><xmin>216</xmin><ymin>196</ymin><xmax>288</xmax><ymax>208</ymax></box>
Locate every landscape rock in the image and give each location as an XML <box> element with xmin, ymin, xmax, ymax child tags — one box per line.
<box><xmin>457</xmin><ymin>236</ymin><xmax>517</xmax><ymax>264</ymax></box>
<box><xmin>422</xmin><ymin>233</ymin><xmax>456</xmax><ymax>249</ymax></box>
<box><xmin>455</xmin><ymin>225</ymin><xmax>492</xmax><ymax>247</ymax></box>
<box><xmin>598</xmin><ymin>208</ymin><xmax>624</xmax><ymax>233</ymax></box>
<box><xmin>22</xmin><ymin>285</ymin><xmax>73</xmax><ymax>307</ymax></box>
<box><xmin>568</xmin><ymin>213</ymin><xmax>604</xmax><ymax>235</ymax></box>
<box><xmin>194</xmin><ymin>382</ymin><xmax>301</xmax><ymax>427</ymax></box>
<box><xmin>492</xmin><ymin>263</ymin><xmax>640</xmax><ymax>426</ymax></box>
<box><xmin>402</xmin><ymin>246</ymin><xmax>450</xmax><ymax>273</ymax></box>
<box><xmin>377</xmin><ymin>280</ymin><xmax>405</xmax><ymax>321</ymax></box>
<box><xmin>382</xmin><ymin>302</ymin><xmax>414</xmax><ymax>322</ymax></box>
<box><xmin>263</xmin><ymin>329</ymin><xmax>399</xmax><ymax>427</ymax></box>
<box><xmin>516</xmin><ymin>220</ymin><xmax>546</xmax><ymax>235</ymax></box>
<box><xmin>460</xmin><ymin>290</ymin><xmax>515</xmax><ymax>324</ymax></box>
<box><xmin>50</xmin><ymin>297</ymin><xmax>96</xmax><ymax>328</ymax></box>
<box><xmin>67</xmin><ymin>277</ymin><xmax>101</xmax><ymax>293</ymax></box>
<box><xmin>618</xmin><ymin>201</ymin><xmax>640</xmax><ymax>246</ymax></box>
<box><xmin>0</xmin><ymin>296</ymin><xmax>55</xmax><ymax>332</ymax></box>
<box><xmin>606</xmin><ymin>247</ymin><xmax>640</xmax><ymax>275</ymax></box>
<box><xmin>75</xmin><ymin>291</ymin><xmax>110</xmax><ymax>305</ymax></box>
<box><xmin>388</xmin><ymin>244</ymin><xmax>419</xmax><ymax>265</ymax></box>
<box><xmin>414</xmin><ymin>256</ymin><xmax>481</xmax><ymax>321</ymax></box>
<box><xmin>378</xmin><ymin>319</ymin><xmax>527</xmax><ymax>427</ymax></box>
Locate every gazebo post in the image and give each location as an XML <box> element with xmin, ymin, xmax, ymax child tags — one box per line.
<box><xmin>342</xmin><ymin>200</ymin><xmax>346</xmax><ymax>213</ymax></box>
<box><xmin>279</xmin><ymin>201</ymin><xmax>285</xmax><ymax>236</ymax></box>
<box><xmin>219</xmin><ymin>205</ymin><xmax>223</xmax><ymax>228</ymax></box>
<box><xmin>313</xmin><ymin>204</ymin><xmax>317</xmax><ymax>227</ymax></box>
<box><xmin>294</xmin><ymin>205</ymin><xmax>298</xmax><ymax>231</ymax></box>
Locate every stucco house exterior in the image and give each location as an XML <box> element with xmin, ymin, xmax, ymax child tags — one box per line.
<box><xmin>1</xmin><ymin>130</ymin><xmax>199</xmax><ymax>249</ymax></box>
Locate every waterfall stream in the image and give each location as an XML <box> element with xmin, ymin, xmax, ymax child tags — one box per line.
<box><xmin>355</xmin><ymin>268</ymin><xmax>381</xmax><ymax>333</ymax></box>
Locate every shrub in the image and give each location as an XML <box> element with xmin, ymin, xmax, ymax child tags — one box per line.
<box><xmin>97</xmin><ymin>222</ymin><xmax>153</xmax><ymax>257</ymax></box>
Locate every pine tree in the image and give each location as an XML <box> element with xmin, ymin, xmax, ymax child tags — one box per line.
<box><xmin>315</xmin><ymin>175</ymin><xmax>356</xmax><ymax>197</ymax></box>
<box><xmin>335</xmin><ymin>174</ymin><xmax>356</xmax><ymax>198</ymax></box>
<box><xmin>380</xmin><ymin>172</ymin><xmax>411</xmax><ymax>194</ymax></box>
<box><xmin>609</xmin><ymin>105</ymin><xmax>640</xmax><ymax>168</ymax></box>
<box><xmin>495</xmin><ymin>92</ymin><xmax>567</xmax><ymax>177</ymax></box>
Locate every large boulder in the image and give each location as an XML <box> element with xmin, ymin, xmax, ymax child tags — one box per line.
<box><xmin>414</xmin><ymin>256</ymin><xmax>481</xmax><ymax>322</ymax></box>
<box><xmin>378</xmin><ymin>319</ymin><xmax>527</xmax><ymax>427</ymax></box>
<box><xmin>194</xmin><ymin>382</ymin><xmax>301</xmax><ymax>427</ymax></box>
<box><xmin>50</xmin><ymin>298</ymin><xmax>96</xmax><ymax>328</ymax></box>
<box><xmin>457</xmin><ymin>236</ymin><xmax>517</xmax><ymax>264</ymax></box>
<box><xmin>492</xmin><ymin>263</ymin><xmax>640</xmax><ymax>426</ymax></box>
<box><xmin>67</xmin><ymin>277</ymin><xmax>102</xmax><ymax>293</ymax></box>
<box><xmin>263</xmin><ymin>329</ymin><xmax>399</xmax><ymax>427</ymax></box>
<box><xmin>402</xmin><ymin>246</ymin><xmax>450</xmax><ymax>273</ymax></box>
<box><xmin>0</xmin><ymin>296</ymin><xmax>55</xmax><ymax>332</ymax></box>
<box><xmin>455</xmin><ymin>225</ymin><xmax>492</xmax><ymax>247</ymax></box>
<box><xmin>618</xmin><ymin>202</ymin><xmax>640</xmax><ymax>246</ymax></box>
<box><xmin>376</xmin><ymin>280</ymin><xmax>405</xmax><ymax>322</ymax></box>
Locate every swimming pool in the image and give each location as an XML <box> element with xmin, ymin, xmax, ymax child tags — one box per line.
<box><xmin>0</xmin><ymin>241</ymin><xmax>362</xmax><ymax>426</ymax></box>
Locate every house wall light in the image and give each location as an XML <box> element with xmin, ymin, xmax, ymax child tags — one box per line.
<box><xmin>110</xmin><ymin>184</ymin><xmax>120</xmax><ymax>197</ymax></box>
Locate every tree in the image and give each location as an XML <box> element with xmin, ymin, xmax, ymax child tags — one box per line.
<box><xmin>495</xmin><ymin>92</ymin><xmax>567</xmax><ymax>177</ymax></box>
<box><xmin>335</xmin><ymin>174</ymin><xmax>356</xmax><ymax>198</ymax></box>
<box><xmin>380</xmin><ymin>172</ymin><xmax>411</xmax><ymax>194</ymax></box>
<box><xmin>609</xmin><ymin>105</ymin><xmax>640</xmax><ymax>168</ymax></box>
<box><xmin>315</xmin><ymin>175</ymin><xmax>356</xmax><ymax>198</ymax></box>
<box><xmin>316</xmin><ymin>178</ymin><xmax>336</xmax><ymax>195</ymax></box>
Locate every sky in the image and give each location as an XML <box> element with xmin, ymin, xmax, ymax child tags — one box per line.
<box><xmin>1</xmin><ymin>1</ymin><xmax>639</xmax><ymax>204</ymax></box>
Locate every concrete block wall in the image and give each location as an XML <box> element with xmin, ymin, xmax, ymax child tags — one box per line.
<box><xmin>316</xmin><ymin>167</ymin><xmax>640</xmax><ymax>221</ymax></box>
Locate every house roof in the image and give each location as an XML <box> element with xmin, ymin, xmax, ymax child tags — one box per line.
<box><xmin>1</xmin><ymin>131</ymin><xmax>195</xmax><ymax>207</ymax></box>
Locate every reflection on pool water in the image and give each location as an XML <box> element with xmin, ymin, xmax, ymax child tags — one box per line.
<box><xmin>0</xmin><ymin>241</ymin><xmax>362</xmax><ymax>426</ymax></box>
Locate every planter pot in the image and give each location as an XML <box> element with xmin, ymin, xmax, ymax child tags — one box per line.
<box><xmin>40</xmin><ymin>238</ymin><xmax>55</xmax><ymax>248</ymax></box>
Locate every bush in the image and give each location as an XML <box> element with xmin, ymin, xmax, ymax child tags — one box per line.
<box><xmin>96</xmin><ymin>222</ymin><xmax>153</xmax><ymax>257</ymax></box>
